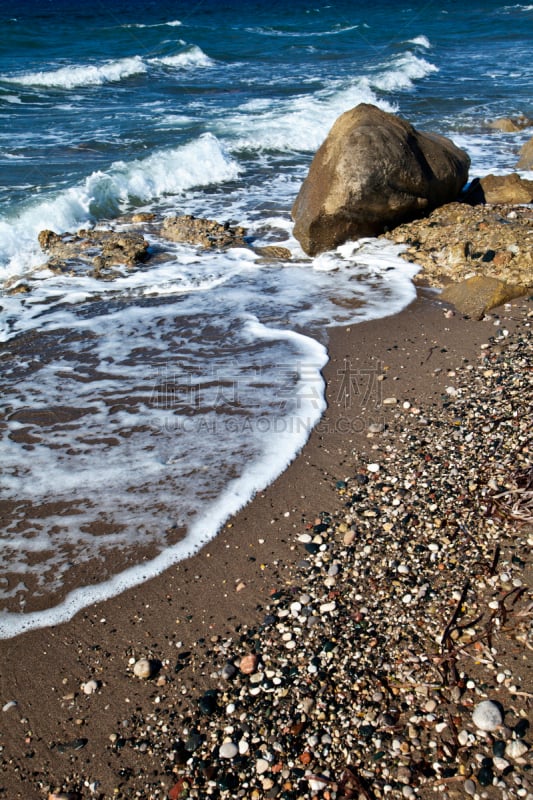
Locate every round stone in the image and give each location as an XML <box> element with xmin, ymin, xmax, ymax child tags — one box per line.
<box><xmin>256</xmin><ymin>758</ymin><xmax>270</xmax><ymax>774</ymax></box>
<box><xmin>133</xmin><ymin>658</ymin><xmax>153</xmax><ymax>679</ymax></box>
<box><xmin>82</xmin><ymin>679</ymin><xmax>99</xmax><ymax>695</ymax></box>
<box><xmin>472</xmin><ymin>700</ymin><xmax>503</xmax><ymax>731</ymax></box>
<box><xmin>219</xmin><ymin>741</ymin><xmax>238</xmax><ymax>759</ymax></box>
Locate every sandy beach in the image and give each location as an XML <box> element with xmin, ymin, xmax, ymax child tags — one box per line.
<box><xmin>0</xmin><ymin>291</ymin><xmax>531</xmax><ymax>800</ymax></box>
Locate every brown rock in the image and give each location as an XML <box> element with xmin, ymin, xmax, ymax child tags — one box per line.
<box><xmin>161</xmin><ymin>214</ymin><xmax>247</xmax><ymax>249</ymax></box>
<box><xmin>253</xmin><ymin>245</ymin><xmax>292</xmax><ymax>260</ymax></box>
<box><xmin>38</xmin><ymin>229</ymin><xmax>62</xmax><ymax>250</ymax></box>
<box><xmin>476</xmin><ymin>173</ymin><xmax>533</xmax><ymax>204</ymax></box>
<box><xmin>488</xmin><ymin>115</ymin><xmax>533</xmax><ymax>133</ymax></box>
<box><xmin>383</xmin><ymin>202</ymin><xmax>533</xmax><ymax>290</ymax></box>
<box><xmin>517</xmin><ymin>136</ymin><xmax>533</xmax><ymax>170</ymax></box>
<box><xmin>440</xmin><ymin>276</ymin><xmax>528</xmax><ymax>320</ymax></box>
<box><xmin>291</xmin><ymin>103</ymin><xmax>470</xmax><ymax>256</ymax></box>
<box><xmin>37</xmin><ymin>228</ymin><xmax>150</xmax><ymax>278</ymax></box>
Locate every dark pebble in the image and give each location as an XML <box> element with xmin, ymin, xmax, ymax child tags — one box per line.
<box><xmin>198</xmin><ymin>689</ymin><xmax>218</xmax><ymax>715</ymax></box>
<box><xmin>514</xmin><ymin>718</ymin><xmax>529</xmax><ymax>738</ymax></box>
<box><xmin>493</xmin><ymin>740</ymin><xmax>506</xmax><ymax>758</ymax></box>
<box><xmin>478</xmin><ymin>766</ymin><xmax>494</xmax><ymax>787</ymax></box>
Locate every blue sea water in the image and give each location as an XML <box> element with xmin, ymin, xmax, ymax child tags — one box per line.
<box><xmin>0</xmin><ymin>0</ymin><xmax>532</xmax><ymax>636</ymax></box>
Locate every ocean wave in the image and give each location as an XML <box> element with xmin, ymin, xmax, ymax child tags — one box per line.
<box><xmin>149</xmin><ymin>45</ymin><xmax>213</xmax><ymax>69</ymax></box>
<box><xmin>123</xmin><ymin>19</ymin><xmax>182</xmax><ymax>28</ymax></box>
<box><xmin>1</xmin><ymin>44</ymin><xmax>212</xmax><ymax>90</ymax></box>
<box><xmin>217</xmin><ymin>81</ymin><xmax>396</xmax><ymax>153</ymax></box>
<box><xmin>3</xmin><ymin>56</ymin><xmax>147</xmax><ymax>89</ymax></box>
<box><xmin>407</xmin><ymin>35</ymin><xmax>431</xmax><ymax>48</ymax></box>
<box><xmin>370</xmin><ymin>53</ymin><xmax>438</xmax><ymax>92</ymax></box>
<box><xmin>246</xmin><ymin>23</ymin><xmax>359</xmax><ymax>38</ymax></box>
<box><xmin>0</xmin><ymin>134</ymin><xmax>242</xmax><ymax>277</ymax></box>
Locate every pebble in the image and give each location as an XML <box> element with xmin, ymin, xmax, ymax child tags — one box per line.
<box><xmin>239</xmin><ymin>654</ymin><xmax>258</xmax><ymax>674</ymax></box>
<box><xmin>472</xmin><ymin>700</ymin><xmax>503</xmax><ymax>732</ymax></box>
<box><xmin>256</xmin><ymin>758</ymin><xmax>270</xmax><ymax>774</ymax></box>
<box><xmin>219</xmin><ymin>742</ymin><xmax>238</xmax><ymax>759</ymax></box>
<box><xmin>2</xmin><ymin>701</ymin><xmax>17</xmax><ymax>712</ymax></box>
<box><xmin>81</xmin><ymin>680</ymin><xmax>99</xmax><ymax>695</ymax></box>
<box><xmin>133</xmin><ymin>658</ymin><xmax>153</xmax><ymax>679</ymax></box>
<box><xmin>505</xmin><ymin>739</ymin><xmax>528</xmax><ymax>760</ymax></box>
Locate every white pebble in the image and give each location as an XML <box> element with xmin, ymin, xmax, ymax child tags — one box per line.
<box><xmin>238</xmin><ymin>739</ymin><xmax>249</xmax><ymax>755</ymax></box>
<box><xmin>505</xmin><ymin>739</ymin><xmax>528</xmax><ymax>760</ymax></box>
<box><xmin>256</xmin><ymin>758</ymin><xmax>270</xmax><ymax>775</ymax></box>
<box><xmin>82</xmin><ymin>679</ymin><xmax>99</xmax><ymax>695</ymax></box>
<box><xmin>472</xmin><ymin>700</ymin><xmax>503</xmax><ymax>731</ymax></box>
<box><xmin>219</xmin><ymin>741</ymin><xmax>238</xmax><ymax>759</ymax></box>
<box><xmin>319</xmin><ymin>601</ymin><xmax>336</xmax><ymax>613</ymax></box>
<box><xmin>2</xmin><ymin>700</ymin><xmax>17</xmax><ymax>712</ymax></box>
<box><xmin>458</xmin><ymin>730</ymin><xmax>469</xmax><ymax>746</ymax></box>
<box><xmin>133</xmin><ymin>658</ymin><xmax>153</xmax><ymax>679</ymax></box>
<box><xmin>402</xmin><ymin>593</ymin><xmax>413</xmax><ymax>604</ymax></box>
<box><xmin>367</xmin><ymin>462</ymin><xmax>380</xmax><ymax>473</ymax></box>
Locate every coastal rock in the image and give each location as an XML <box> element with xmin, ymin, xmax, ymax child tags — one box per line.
<box><xmin>161</xmin><ymin>214</ymin><xmax>247</xmax><ymax>249</ymax></box>
<box><xmin>382</xmin><ymin>202</ymin><xmax>533</xmax><ymax>290</ymax></box>
<box><xmin>468</xmin><ymin>173</ymin><xmax>533</xmax><ymax>204</ymax></box>
<box><xmin>253</xmin><ymin>244</ymin><xmax>292</xmax><ymax>261</ymax></box>
<box><xmin>38</xmin><ymin>227</ymin><xmax>150</xmax><ymax>278</ymax></box>
<box><xmin>440</xmin><ymin>276</ymin><xmax>528</xmax><ymax>320</ymax></box>
<box><xmin>487</xmin><ymin>115</ymin><xmax>533</xmax><ymax>133</ymax></box>
<box><xmin>291</xmin><ymin>103</ymin><xmax>470</xmax><ymax>255</ymax></box>
<box><xmin>517</xmin><ymin>135</ymin><xmax>533</xmax><ymax>169</ymax></box>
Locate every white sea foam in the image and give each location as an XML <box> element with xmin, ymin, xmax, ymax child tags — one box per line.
<box><xmin>1</xmin><ymin>43</ymin><xmax>211</xmax><ymax>90</ymax></box>
<box><xmin>218</xmin><ymin>81</ymin><xmax>395</xmax><ymax>152</ymax></box>
<box><xmin>0</xmin><ymin>134</ymin><xmax>241</xmax><ymax>279</ymax></box>
<box><xmin>369</xmin><ymin>53</ymin><xmax>438</xmax><ymax>92</ymax></box>
<box><xmin>3</xmin><ymin>56</ymin><xmax>147</xmax><ymax>89</ymax></box>
<box><xmin>150</xmin><ymin>46</ymin><xmax>213</xmax><ymax>69</ymax></box>
<box><xmin>123</xmin><ymin>19</ymin><xmax>182</xmax><ymax>28</ymax></box>
<box><xmin>408</xmin><ymin>35</ymin><xmax>431</xmax><ymax>48</ymax></box>
<box><xmin>248</xmin><ymin>23</ymin><xmax>360</xmax><ymax>37</ymax></box>
<box><xmin>0</xmin><ymin>233</ymin><xmax>419</xmax><ymax>639</ymax></box>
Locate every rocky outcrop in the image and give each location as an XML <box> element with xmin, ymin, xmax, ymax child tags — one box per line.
<box><xmin>517</xmin><ymin>136</ymin><xmax>533</xmax><ymax>170</ymax></box>
<box><xmin>382</xmin><ymin>202</ymin><xmax>532</xmax><ymax>317</ymax></box>
<box><xmin>161</xmin><ymin>215</ymin><xmax>247</xmax><ymax>249</ymax></box>
<box><xmin>291</xmin><ymin>103</ymin><xmax>470</xmax><ymax>256</ymax></box>
<box><xmin>464</xmin><ymin>173</ymin><xmax>533</xmax><ymax>204</ymax></box>
<box><xmin>487</xmin><ymin>115</ymin><xmax>533</xmax><ymax>133</ymax></box>
<box><xmin>38</xmin><ymin>228</ymin><xmax>150</xmax><ymax>278</ymax></box>
<box><xmin>440</xmin><ymin>276</ymin><xmax>528</xmax><ymax>320</ymax></box>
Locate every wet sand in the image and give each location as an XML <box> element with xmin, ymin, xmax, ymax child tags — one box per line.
<box><xmin>0</xmin><ymin>291</ymin><xmax>531</xmax><ymax>800</ymax></box>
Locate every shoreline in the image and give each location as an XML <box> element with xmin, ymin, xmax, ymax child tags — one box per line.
<box><xmin>0</xmin><ymin>291</ymin><xmax>531</xmax><ymax>800</ymax></box>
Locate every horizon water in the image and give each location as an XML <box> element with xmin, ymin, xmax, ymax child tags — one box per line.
<box><xmin>1</xmin><ymin>0</ymin><xmax>532</xmax><ymax>638</ymax></box>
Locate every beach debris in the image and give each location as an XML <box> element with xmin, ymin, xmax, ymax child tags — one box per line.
<box><xmin>2</xmin><ymin>700</ymin><xmax>17</xmax><ymax>712</ymax></box>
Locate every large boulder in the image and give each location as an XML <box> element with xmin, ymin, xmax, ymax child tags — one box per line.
<box><xmin>291</xmin><ymin>103</ymin><xmax>470</xmax><ymax>256</ymax></box>
<box><xmin>517</xmin><ymin>136</ymin><xmax>533</xmax><ymax>169</ymax></box>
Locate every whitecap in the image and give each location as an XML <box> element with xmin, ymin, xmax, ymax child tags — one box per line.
<box><xmin>2</xmin><ymin>56</ymin><xmax>147</xmax><ymax>89</ymax></box>
<box><xmin>150</xmin><ymin>45</ymin><xmax>213</xmax><ymax>69</ymax></box>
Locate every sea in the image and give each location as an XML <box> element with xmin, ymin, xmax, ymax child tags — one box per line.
<box><xmin>1</xmin><ymin>0</ymin><xmax>532</xmax><ymax>638</ymax></box>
